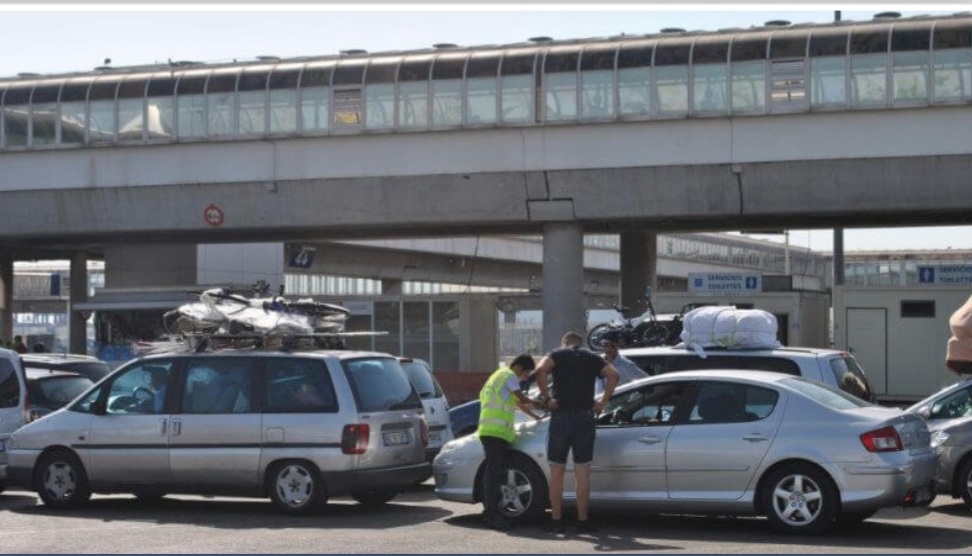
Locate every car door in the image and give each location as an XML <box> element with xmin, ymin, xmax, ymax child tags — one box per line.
<box><xmin>81</xmin><ymin>360</ymin><xmax>177</xmax><ymax>487</ymax></box>
<box><xmin>665</xmin><ymin>380</ymin><xmax>784</xmax><ymax>501</ymax></box>
<box><xmin>0</xmin><ymin>353</ymin><xmax>26</xmax><ymax>436</ymax></box>
<box><xmin>168</xmin><ymin>357</ymin><xmax>261</xmax><ymax>489</ymax></box>
<box><xmin>574</xmin><ymin>381</ymin><xmax>691</xmax><ymax>504</ymax></box>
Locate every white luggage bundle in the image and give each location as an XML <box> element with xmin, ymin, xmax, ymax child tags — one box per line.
<box><xmin>680</xmin><ymin>306</ymin><xmax>781</xmax><ymax>356</ymax></box>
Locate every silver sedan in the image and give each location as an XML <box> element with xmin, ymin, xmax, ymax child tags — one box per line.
<box><xmin>433</xmin><ymin>370</ymin><xmax>937</xmax><ymax>534</ymax></box>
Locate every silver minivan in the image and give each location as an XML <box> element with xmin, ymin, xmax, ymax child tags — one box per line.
<box><xmin>5</xmin><ymin>349</ymin><xmax>429</xmax><ymax>515</ymax></box>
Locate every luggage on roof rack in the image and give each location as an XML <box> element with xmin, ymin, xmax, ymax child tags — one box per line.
<box><xmin>680</xmin><ymin>305</ymin><xmax>781</xmax><ymax>357</ymax></box>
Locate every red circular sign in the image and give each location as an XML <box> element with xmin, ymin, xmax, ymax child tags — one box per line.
<box><xmin>204</xmin><ymin>203</ymin><xmax>224</xmax><ymax>227</ymax></box>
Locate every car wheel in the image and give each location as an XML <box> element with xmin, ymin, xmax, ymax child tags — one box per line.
<box><xmin>760</xmin><ymin>463</ymin><xmax>838</xmax><ymax>534</ymax></box>
<box><xmin>267</xmin><ymin>461</ymin><xmax>326</xmax><ymax>515</ymax></box>
<box><xmin>958</xmin><ymin>458</ymin><xmax>972</xmax><ymax>510</ymax></box>
<box><xmin>489</xmin><ymin>457</ymin><xmax>547</xmax><ymax>525</ymax></box>
<box><xmin>352</xmin><ymin>490</ymin><xmax>397</xmax><ymax>507</ymax></box>
<box><xmin>35</xmin><ymin>450</ymin><xmax>91</xmax><ymax>509</ymax></box>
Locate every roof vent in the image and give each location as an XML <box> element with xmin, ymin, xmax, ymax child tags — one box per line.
<box><xmin>765</xmin><ymin>20</ymin><xmax>791</xmax><ymax>27</ymax></box>
<box><xmin>433</xmin><ymin>43</ymin><xmax>458</xmax><ymax>49</ymax></box>
<box><xmin>529</xmin><ymin>36</ymin><xmax>553</xmax><ymax>43</ymax></box>
<box><xmin>257</xmin><ymin>55</ymin><xmax>281</xmax><ymax>61</ymax></box>
<box><xmin>660</xmin><ymin>27</ymin><xmax>686</xmax><ymax>33</ymax></box>
<box><xmin>873</xmin><ymin>11</ymin><xmax>901</xmax><ymax>20</ymax></box>
<box><xmin>340</xmin><ymin>49</ymin><xmax>367</xmax><ymax>56</ymax></box>
<box><xmin>17</xmin><ymin>72</ymin><xmax>40</xmax><ymax>78</ymax></box>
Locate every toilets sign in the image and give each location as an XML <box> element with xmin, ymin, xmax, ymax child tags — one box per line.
<box><xmin>688</xmin><ymin>273</ymin><xmax>762</xmax><ymax>294</ymax></box>
<box><xmin>918</xmin><ymin>265</ymin><xmax>972</xmax><ymax>286</ymax></box>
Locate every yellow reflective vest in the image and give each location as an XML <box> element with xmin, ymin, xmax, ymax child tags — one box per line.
<box><xmin>477</xmin><ymin>366</ymin><xmax>517</xmax><ymax>443</ymax></box>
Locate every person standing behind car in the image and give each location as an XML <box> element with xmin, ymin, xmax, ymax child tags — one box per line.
<box><xmin>12</xmin><ymin>335</ymin><xmax>28</xmax><ymax>354</ymax></box>
<box><xmin>597</xmin><ymin>334</ymin><xmax>648</xmax><ymax>396</ymax></box>
<box><xmin>535</xmin><ymin>331</ymin><xmax>619</xmax><ymax>534</ymax></box>
<box><xmin>477</xmin><ymin>354</ymin><xmax>545</xmax><ymax>531</ymax></box>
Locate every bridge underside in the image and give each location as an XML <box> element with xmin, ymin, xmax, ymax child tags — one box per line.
<box><xmin>2</xmin><ymin>153</ymin><xmax>972</xmax><ymax>254</ymax></box>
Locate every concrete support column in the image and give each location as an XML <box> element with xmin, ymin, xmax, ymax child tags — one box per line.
<box><xmin>0</xmin><ymin>252</ymin><xmax>12</xmax><ymax>342</ymax></box>
<box><xmin>619</xmin><ymin>230</ymin><xmax>658</xmax><ymax>316</ymax></box>
<box><xmin>381</xmin><ymin>279</ymin><xmax>403</xmax><ymax>296</ymax></box>
<box><xmin>542</xmin><ymin>223</ymin><xmax>585</xmax><ymax>352</ymax></box>
<box><xmin>69</xmin><ymin>252</ymin><xmax>89</xmax><ymax>354</ymax></box>
<box><xmin>833</xmin><ymin>228</ymin><xmax>845</xmax><ymax>287</ymax></box>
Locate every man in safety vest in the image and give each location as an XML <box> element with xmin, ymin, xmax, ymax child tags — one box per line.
<box><xmin>477</xmin><ymin>353</ymin><xmax>545</xmax><ymax>531</ymax></box>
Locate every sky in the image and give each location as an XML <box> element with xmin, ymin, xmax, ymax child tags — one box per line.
<box><xmin>1</xmin><ymin>3</ymin><xmax>971</xmax><ymax>252</ymax></box>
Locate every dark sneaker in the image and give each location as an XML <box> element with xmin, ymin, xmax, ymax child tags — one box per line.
<box><xmin>484</xmin><ymin>514</ymin><xmax>512</xmax><ymax>531</ymax></box>
<box><xmin>575</xmin><ymin>519</ymin><xmax>599</xmax><ymax>534</ymax></box>
<box><xmin>545</xmin><ymin>518</ymin><xmax>565</xmax><ymax>534</ymax></box>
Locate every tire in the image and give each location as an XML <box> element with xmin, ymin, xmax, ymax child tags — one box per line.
<box><xmin>957</xmin><ymin>458</ymin><xmax>972</xmax><ymax>510</ymax></box>
<box><xmin>587</xmin><ymin>324</ymin><xmax>614</xmax><ymax>350</ymax></box>
<box><xmin>640</xmin><ymin>323</ymin><xmax>669</xmax><ymax>347</ymax></box>
<box><xmin>35</xmin><ymin>450</ymin><xmax>91</xmax><ymax>509</ymax></box>
<box><xmin>760</xmin><ymin>463</ymin><xmax>838</xmax><ymax>534</ymax></box>
<box><xmin>485</xmin><ymin>456</ymin><xmax>548</xmax><ymax>525</ymax></box>
<box><xmin>352</xmin><ymin>490</ymin><xmax>397</xmax><ymax>507</ymax></box>
<box><xmin>267</xmin><ymin>461</ymin><xmax>327</xmax><ymax>516</ymax></box>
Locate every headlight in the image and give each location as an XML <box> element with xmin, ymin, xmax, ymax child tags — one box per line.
<box><xmin>931</xmin><ymin>430</ymin><xmax>950</xmax><ymax>449</ymax></box>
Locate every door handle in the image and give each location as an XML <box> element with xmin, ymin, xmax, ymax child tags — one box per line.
<box><xmin>743</xmin><ymin>434</ymin><xmax>769</xmax><ymax>442</ymax></box>
<box><xmin>171</xmin><ymin>418</ymin><xmax>182</xmax><ymax>436</ymax></box>
<box><xmin>158</xmin><ymin>418</ymin><xmax>167</xmax><ymax>435</ymax></box>
<box><xmin>639</xmin><ymin>436</ymin><xmax>664</xmax><ymax>445</ymax></box>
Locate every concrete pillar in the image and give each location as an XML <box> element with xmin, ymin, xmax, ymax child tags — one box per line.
<box><xmin>542</xmin><ymin>223</ymin><xmax>585</xmax><ymax>352</ymax></box>
<box><xmin>0</xmin><ymin>251</ymin><xmax>12</xmax><ymax>342</ymax></box>
<box><xmin>833</xmin><ymin>228</ymin><xmax>845</xmax><ymax>287</ymax></box>
<box><xmin>619</xmin><ymin>230</ymin><xmax>658</xmax><ymax>316</ymax></box>
<box><xmin>382</xmin><ymin>279</ymin><xmax>403</xmax><ymax>296</ymax></box>
<box><xmin>69</xmin><ymin>252</ymin><xmax>89</xmax><ymax>354</ymax></box>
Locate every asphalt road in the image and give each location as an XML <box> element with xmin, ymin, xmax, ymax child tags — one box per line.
<box><xmin>1</xmin><ymin>483</ymin><xmax>970</xmax><ymax>554</ymax></box>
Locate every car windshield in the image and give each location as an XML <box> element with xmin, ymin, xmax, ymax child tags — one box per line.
<box><xmin>400</xmin><ymin>360</ymin><xmax>443</xmax><ymax>399</ymax></box>
<box><xmin>780</xmin><ymin>377</ymin><xmax>872</xmax><ymax>410</ymax></box>
<box><xmin>29</xmin><ymin>376</ymin><xmax>94</xmax><ymax>409</ymax></box>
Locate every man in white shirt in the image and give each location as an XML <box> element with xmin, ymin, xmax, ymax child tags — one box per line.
<box><xmin>597</xmin><ymin>335</ymin><xmax>648</xmax><ymax>395</ymax></box>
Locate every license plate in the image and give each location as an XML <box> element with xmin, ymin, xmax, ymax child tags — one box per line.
<box><xmin>383</xmin><ymin>430</ymin><xmax>409</xmax><ymax>446</ymax></box>
<box><xmin>428</xmin><ymin>430</ymin><xmax>442</xmax><ymax>445</ymax></box>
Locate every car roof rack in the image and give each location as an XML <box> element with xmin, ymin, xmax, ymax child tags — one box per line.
<box><xmin>134</xmin><ymin>331</ymin><xmax>388</xmax><ymax>357</ymax></box>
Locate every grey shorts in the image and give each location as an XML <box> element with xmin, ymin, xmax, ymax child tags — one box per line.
<box><xmin>546</xmin><ymin>409</ymin><xmax>596</xmax><ymax>465</ymax></box>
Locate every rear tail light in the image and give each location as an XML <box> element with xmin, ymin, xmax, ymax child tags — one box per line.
<box><xmin>420</xmin><ymin>418</ymin><xmax>429</xmax><ymax>448</ymax></box>
<box><xmin>860</xmin><ymin>426</ymin><xmax>903</xmax><ymax>452</ymax></box>
<box><xmin>341</xmin><ymin>423</ymin><xmax>370</xmax><ymax>455</ymax></box>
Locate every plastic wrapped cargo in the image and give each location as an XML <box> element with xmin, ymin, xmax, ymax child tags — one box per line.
<box><xmin>680</xmin><ymin>305</ymin><xmax>781</xmax><ymax>357</ymax></box>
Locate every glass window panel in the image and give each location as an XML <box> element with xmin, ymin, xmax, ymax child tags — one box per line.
<box><xmin>851</xmin><ymin>29</ymin><xmax>889</xmax><ymax>54</ymax></box>
<box><xmin>770</xmin><ymin>33</ymin><xmax>808</xmax><ymax>58</ymax></box>
<box><xmin>374</xmin><ymin>302</ymin><xmax>401</xmax><ymax>356</ymax></box>
<box><xmin>580</xmin><ymin>69</ymin><xmax>614</xmax><ymax>119</ymax></box>
<box><xmin>59</xmin><ymin>101</ymin><xmax>85</xmax><ymax>145</ymax></box>
<box><xmin>208</xmin><ymin>92</ymin><xmax>236</xmax><ymax>136</ymax></box>
<box><xmin>693</xmin><ymin>63</ymin><xmax>727</xmax><ymax>113</ymax></box>
<box><xmin>60</xmin><ymin>82</ymin><xmax>90</xmax><ymax>103</ymax></box>
<box><xmin>851</xmin><ymin>53</ymin><xmax>887</xmax><ymax>106</ymax></box>
<box><xmin>333</xmin><ymin>62</ymin><xmax>365</xmax><ymax>86</ymax></box>
<box><xmin>238</xmin><ymin>71</ymin><xmax>268</xmax><ymax>92</ymax></box>
<box><xmin>466</xmin><ymin>54</ymin><xmax>500</xmax><ymax>78</ymax></box>
<box><xmin>731</xmin><ymin>60</ymin><xmax>766</xmax><ymax>113</ymax></box>
<box><xmin>618</xmin><ymin>67</ymin><xmax>650</xmax><ymax>116</ymax></box>
<box><xmin>431</xmin><ymin>78</ymin><xmax>462</xmax><ymax>128</ymax></box>
<box><xmin>934</xmin><ymin>21</ymin><xmax>972</xmax><ymax>49</ymax></box>
<box><xmin>399</xmin><ymin>58</ymin><xmax>432</xmax><ymax>81</ymax></box>
<box><xmin>298</xmin><ymin>65</ymin><xmax>331</xmax><ymax>88</ymax></box>
<box><xmin>5</xmin><ymin>85</ymin><xmax>32</xmax><ymax>105</ymax></box>
<box><xmin>118</xmin><ymin>79</ymin><xmax>147</xmax><ymax>99</ymax></box>
<box><xmin>581</xmin><ymin>46</ymin><xmax>616</xmax><ymax>71</ymax></box>
<box><xmin>207</xmin><ymin>72</ymin><xmax>238</xmax><ymax>93</ymax></box>
<box><xmin>933</xmin><ymin>48</ymin><xmax>972</xmax><ymax>101</ymax></box>
<box><xmin>89</xmin><ymin>81</ymin><xmax>118</xmax><ymax>101</ymax></box>
<box><xmin>146</xmin><ymin>77</ymin><xmax>175</xmax><ymax>97</ymax></box>
<box><xmin>398</xmin><ymin>81</ymin><xmax>429</xmax><ymax>129</ymax></box>
<box><xmin>299</xmin><ymin>87</ymin><xmax>328</xmax><ymax>132</ymax></box>
<box><xmin>500</xmin><ymin>74</ymin><xmax>533</xmax><ymax>124</ymax></box>
<box><xmin>117</xmin><ymin>97</ymin><xmax>144</xmax><ymax>141</ymax></box>
<box><xmin>810</xmin><ymin>56</ymin><xmax>846</xmax><ymax>106</ymax></box>
<box><xmin>655</xmin><ymin>42</ymin><xmax>691</xmax><ymax>65</ymax></box>
<box><xmin>239</xmin><ymin>90</ymin><xmax>266</xmax><ymax>135</ymax></box>
<box><xmin>892</xmin><ymin>25</ymin><xmax>932</xmax><ymax>51</ymax></box>
<box><xmin>465</xmin><ymin>77</ymin><xmax>497</xmax><ymax>124</ymax></box>
<box><xmin>809</xmin><ymin>30</ymin><xmax>848</xmax><ymax>57</ymax></box>
<box><xmin>545</xmin><ymin>52</ymin><xmax>579</xmax><ymax>73</ymax></box>
<box><xmin>177</xmin><ymin>75</ymin><xmax>207</xmax><ymax>95</ymax></box>
<box><xmin>432</xmin><ymin>301</ymin><xmax>460</xmax><ymax>372</ymax></box>
<box><xmin>732</xmin><ymin>36</ymin><xmax>768</xmax><ymax>61</ymax></box>
<box><xmin>146</xmin><ymin>96</ymin><xmax>174</xmax><ymax>139</ymax></box>
<box><xmin>31</xmin><ymin>85</ymin><xmax>60</xmax><ymax>104</ymax></box>
<box><xmin>365</xmin><ymin>83</ymin><xmax>395</xmax><ymax>129</ymax></box>
<box><xmin>617</xmin><ymin>43</ymin><xmax>653</xmax><ymax>68</ymax></box>
<box><xmin>88</xmin><ymin>99</ymin><xmax>116</xmax><ymax>143</ymax></box>
<box><xmin>403</xmin><ymin>302</ymin><xmax>430</xmax><ymax>362</ymax></box>
<box><xmin>892</xmin><ymin>50</ymin><xmax>929</xmax><ymax>103</ymax></box>
<box><xmin>365</xmin><ymin>60</ymin><xmax>398</xmax><ymax>84</ymax></box>
<box><xmin>654</xmin><ymin>65</ymin><xmax>689</xmax><ymax>116</ymax></box>
<box><xmin>269</xmin><ymin>68</ymin><xmax>300</xmax><ymax>90</ymax></box>
<box><xmin>432</xmin><ymin>54</ymin><xmax>466</xmax><ymax>79</ymax></box>
<box><xmin>177</xmin><ymin>94</ymin><xmax>207</xmax><ymax>138</ymax></box>
<box><xmin>545</xmin><ymin>72</ymin><xmax>577</xmax><ymax>121</ymax></box>
<box><xmin>501</xmin><ymin>53</ymin><xmax>536</xmax><ymax>76</ymax></box>
<box><xmin>692</xmin><ymin>40</ymin><xmax>730</xmax><ymax>64</ymax></box>
<box><xmin>31</xmin><ymin>101</ymin><xmax>57</xmax><ymax>145</ymax></box>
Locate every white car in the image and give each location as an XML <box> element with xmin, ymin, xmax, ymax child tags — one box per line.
<box><xmin>399</xmin><ymin>358</ymin><xmax>454</xmax><ymax>464</ymax></box>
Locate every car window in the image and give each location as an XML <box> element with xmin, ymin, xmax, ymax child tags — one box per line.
<box><xmin>343</xmin><ymin>357</ymin><xmax>421</xmax><ymax>412</ymax></box>
<box><xmin>0</xmin><ymin>358</ymin><xmax>21</xmax><ymax>408</ymax></box>
<box><xmin>182</xmin><ymin>358</ymin><xmax>254</xmax><ymax>414</ymax></box>
<box><xmin>627</xmin><ymin>355</ymin><xmax>668</xmax><ymax>376</ymax></box>
<box><xmin>670</xmin><ymin>355</ymin><xmax>801</xmax><ymax>375</ymax></box>
<box><xmin>688</xmin><ymin>382</ymin><xmax>779</xmax><ymax>424</ymax></box>
<box><xmin>401</xmin><ymin>360</ymin><xmax>442</xmax><ymax>399</ymax></box>
<box><xmin>780</xmin><ymin>377</ymin><xmax>872</xmax><ymax>410</ymax></box>
<box><xmin>829</xmin><ymin>356</ymin><xmax>875</xmax><ymax>402</ymax></box>
<box><xmin>104</xmin><ymin>360</ymin><xmax>176</xmax><ymax>415</ymax></box>
<box><xmin>598</xmin><ymin>382</ymin><xmax>689</xmax><ymax>426</ymax></box>
<box><xmin>263</xmin><ymin>358</ymin><xmax>338</xmax><ymax>413</ymax></box>
<box><xmin>28</xmin><ymin>376</ymin><xmax>93</xmax><ymax>409</ymax></box>
<box><xmin>930</xmin><ymin>386</ymin><xmax>972</xmax><ymax>420</ymax></box>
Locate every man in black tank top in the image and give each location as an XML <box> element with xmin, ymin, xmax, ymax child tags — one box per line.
<box><xmin>535</xmin><ymin>331</ymin><xmax>619</xmax><ymax>534</ymax></box>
